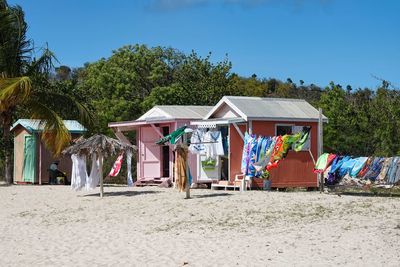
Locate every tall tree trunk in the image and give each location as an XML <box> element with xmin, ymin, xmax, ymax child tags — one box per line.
<box><xmin>1</xmin><ymin>112</ymin><xmax>13</xmax><ymax>184</ymax></box>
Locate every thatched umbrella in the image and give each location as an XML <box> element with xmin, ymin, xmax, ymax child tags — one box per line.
<box><xmin>63</xmin><ymin>134</ymin><xmax>136</xmax><ymax>197</ymax></box>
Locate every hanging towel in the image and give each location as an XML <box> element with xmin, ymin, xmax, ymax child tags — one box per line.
<box><xmin>175</xmin><ymin>146</ymin><xmax>188</xmax><ymax>192</ymax></box>
<box><xmin>109</xmin><ymin>154</ymin><xmax>124</xmax><ymax>177</ymax></box>
<box><xmin>357</xmin><ymin>157</ymin><xmax>373</xmax><ymax>178</ymax></box>
<box><xmin>338</xmin><ymin>157</ymin><xmax>356</xmax><ymax>177</ymax></box>
<box><xmin>86</xmin><ymin>153</ymin><xmax>102</xmax><ymax>190</ymax></box>
<box><xmin>188</xmin><ymin>129</ymin><xmax>205</xmax><ymax>154</ymax></box>
<box><xmin>314</xmin><ymin>153</ymin><xmax>330</xmax><ymax>173</ymax></box>
<box><xmin>387</xmin><ymin>157</ymin><xmax>400</xmax><ymax>184</ymax></box>
<box><xmin>349</xmin><ymin>157</ymin><xmax>368</xmax><ymax>177</ymax></box>
<box><xmin>71</xmin><ymin>154</ymin><xmax>88</xmax><ymax>191</ymax></box>
<box><xmin>293</xmin><ymin>127</ymin><xmax>311</xmax><ymax>152</ymax></box>
<box><xmin>377</xmin><ymin>157</ymin><xmax>392</xmax><ymax>182</ymax></box>
<box><xmin>363</xmin><ymin>157</ymin><xmax>384</xmax><ymax>181</ymax></box>
<box><xmin>254</xmin><ymin>137</ymin><xmax>276</xmax><ymax>172</ymax></box>
<box><xmin>246</xmin><ymin>136</ymin><xmax>259</xmax><ymax>177</ymax></box>
<box><xmin>241</xmin><ymin>132</ymin><xmax>254</xmax><ymax>174</ymax></box>
<box><xmin>156</xmin><ymin>126</ymin><xmax>186</xmax><ymax>145</ymax></box>
<box><xmin>126</xmin><ymin>149</ymin><xmax>133</xmax><ymax>186</ymax></box>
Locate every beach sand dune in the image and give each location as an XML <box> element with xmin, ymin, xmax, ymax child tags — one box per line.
<box><xmin>0</xmin><ymin>185</ymin><xmax>399</xmax><ymax>266</ymax></box>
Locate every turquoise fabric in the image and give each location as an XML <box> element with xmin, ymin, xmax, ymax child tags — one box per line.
<box><xmin>349</xmin><ymin>157</ymin><xmax>368</xmax><ymax>177</ymax></box>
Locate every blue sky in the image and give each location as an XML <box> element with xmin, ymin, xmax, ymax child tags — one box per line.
<box><xmin>9</xmin><ymin>0</ymin><xmax>400</xmax><ymax>89</ymax></box>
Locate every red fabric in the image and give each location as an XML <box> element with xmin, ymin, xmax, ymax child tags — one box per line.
<box><xmin>109</xmin><ymin>154</ymin><xmax>124</xmax><ymax>177</ymax></box>
<box><xmin>266</xmin><ymin>136</ymin><xmax>283</xmax><ymax>171</ymax></box>
<box><xmin>313</xmin><ymin>154</ymin><xmax>337</xmax><ymax>174</ymax></box>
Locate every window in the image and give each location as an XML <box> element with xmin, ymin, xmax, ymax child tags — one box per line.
<box><xmin>276</xmin><ymin>125</ymin><xmax>293</xmax><ymax>136</ymax></box>
<box><xmin>275</xmin><ymin>124</ymin><xmax>310</xmax><ymax>151</ymax></box>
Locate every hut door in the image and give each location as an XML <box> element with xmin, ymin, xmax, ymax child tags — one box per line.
<box><xmin>140</xmin><ymin>127</ymin><xmax>161</xmax><ymax>178</ymax></box>
<box><xmin>22</xmin><ymin>135</ymin><xmax>36</xmax><ymax>183</ymax></box>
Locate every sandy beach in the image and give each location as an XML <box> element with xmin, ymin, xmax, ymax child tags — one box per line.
<box><xmin>0</xmin><ymin>185</ymin><xmax>399</xmax><ymax>266</ymax></box>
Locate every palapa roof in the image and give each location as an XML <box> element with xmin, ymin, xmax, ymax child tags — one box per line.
<box><xmin>205</xmin><ymin>96</ymin><xmax>328</xmax><ymax>122</ymax></box>
<box><xmin>63</xmin><ymin>134</ymin><xmax>136</xmax><ymax>157</ymax></box>
<box><xmin>11</xmin><ymin>119</ymin><xmax>86</xmax><ymax>133</ymax></box>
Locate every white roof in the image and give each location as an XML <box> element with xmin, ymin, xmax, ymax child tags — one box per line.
<box><xmin>137</xmin><ymin>105</ymin><xmax>213</xmax><ymax>121</ymax></box>
<box><xmin>205</xmin><ymin>96</ymin><xmax>328</xmax><ymax>122</ymax></box>
<box><xmin>11</xmin><ymin>119</ymin><xmax>86</xmax><ymax>133</ymax></box>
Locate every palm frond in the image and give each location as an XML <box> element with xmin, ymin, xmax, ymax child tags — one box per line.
<box><xmin>26</xmin><ymin>99</ymin><xmax>71</xmax><ymax>156</ymax></box>
<box><xmin>0</xmin><ymin>76</ymin><xmax>31</xmax><ymax>112</ymax></box>
<box><xmin>27</xmin><ymin>47</ymin><xmax>57</xmax><ymax>76</ymax></box>
<box><xmin>33</xmin><ymin>91</ymin><xmax>95</xmax><ymax>128</ymax></box>
<box><xmin>0</xmin><ymin>3</ymin><xmax>32</xmax><ymax>77</ymax></box>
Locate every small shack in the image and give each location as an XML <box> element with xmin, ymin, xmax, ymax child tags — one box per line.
<box><xmin>11</xmin><ymin>119</ymin><xmax>86</xmax><ymax>184</ymax></box>
<box><xmin>108</xmin><ymin>105</ymin><xmax>213</xmax><ymax>186</ymax></box>
<box><xmin>191</xmin><ymin>96</ymin><xmax>328</xmax><ymax>189</ymax></box>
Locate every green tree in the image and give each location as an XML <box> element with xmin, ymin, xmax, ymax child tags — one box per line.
<box><xmin>80</xmin><ymin>45</ymin><xmax>184</xmax><ymax>134</ymax></box>
<box><xmin>0</xmin><ymin>0</ymin><xmax>92</xmax><ymax>183</ymax></box>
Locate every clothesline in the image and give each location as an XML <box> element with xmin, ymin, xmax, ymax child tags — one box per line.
<box><xmin>314</xmin><ymin>153</ymin><xmax>400</xmax><ymax>186</ymax></box>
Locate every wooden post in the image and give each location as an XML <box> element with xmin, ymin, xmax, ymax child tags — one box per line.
<box><xmin>183</xmin><ymin>133</ymin><xmax>190</xmax><ymax>199</ymax></box>
<box><xmin>99</xmin><ymin>151</ymin><xmax>104</xmax><ymax>198</ymax></box>
<box><xmin>318</xmin><ymin>108</ymin><xmax>324</xmax><ymax>193</ymax></box>
<box><xmin>39</xmin><ymin>141</ymin><xmax>42</xmax><ymax>185</ymax></box>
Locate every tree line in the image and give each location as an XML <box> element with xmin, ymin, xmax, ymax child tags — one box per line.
<box><xmin>59</xmin><ymin>44</ymin><xmax>399</xmax><ymax>158</ymax></box>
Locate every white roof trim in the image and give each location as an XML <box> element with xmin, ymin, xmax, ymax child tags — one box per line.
<box><xmin>204</xmin><ymin>96</ymin><xmax>248</xmax><ymax>121</ymax></box>
<box><xmin>191</xmin><ymin>118</ymin><xmax>245</xmax><ymax>128</ymax></box>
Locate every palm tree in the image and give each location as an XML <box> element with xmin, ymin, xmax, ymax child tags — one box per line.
<box><xmin>0</xmin><ymin>0</ymin><xmax>93</xmax><ymax>184</ymax></box>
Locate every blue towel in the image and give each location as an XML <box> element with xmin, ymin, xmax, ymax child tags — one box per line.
<box><xmin>350</xmin><ymin>157</ymin><xmax>368</xmax><ymax>177</ymax></box>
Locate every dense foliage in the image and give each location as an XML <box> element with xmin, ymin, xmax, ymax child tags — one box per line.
<box><xmin>71</xmin><ymin>44</ymin><xmax>400</xmax><ymax>158</ymax></box>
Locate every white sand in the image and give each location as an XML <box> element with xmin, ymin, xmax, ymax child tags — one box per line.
<box><xmin>0</xmin><ymin>185</ymin><xmax>399</xmax><ymax>266</ymax></box>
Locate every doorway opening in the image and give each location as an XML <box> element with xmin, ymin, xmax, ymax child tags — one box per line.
<box><xmin>162</xmin><ymin>127</ymin><xmax>170</xmax><ymax>177</ymax></box>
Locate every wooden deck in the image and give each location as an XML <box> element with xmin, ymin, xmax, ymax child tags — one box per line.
<box><xmin>134</xmin><ymin>177</ymin><xmax>172</xmax><ymax>187</ymax></box>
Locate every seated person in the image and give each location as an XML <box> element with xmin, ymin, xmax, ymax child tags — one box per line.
<box><xmin>48</xmin><ymin>161</ymin><xmax>67</xmax><ymax>185</ymax></box>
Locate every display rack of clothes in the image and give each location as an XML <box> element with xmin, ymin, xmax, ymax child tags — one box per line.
<box><xmin>240</xmin><ymin>127</ymin><xmax>311</xmax><ymax>178</ymax></box>
<box><xmin>188</xmin><ymin>128</ymin><xmax>225</xmax><ymax>170</ymax></box>
<box><xmin>314</xmin><ymin>153</ymin><xmax>400</xmax><ymax>186</ymax></box>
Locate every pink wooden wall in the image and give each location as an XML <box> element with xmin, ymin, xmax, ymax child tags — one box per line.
<box><xmin>136</xmin><ymin>120</ymin><xmax>198</xmax><ymax>183</ymax></box>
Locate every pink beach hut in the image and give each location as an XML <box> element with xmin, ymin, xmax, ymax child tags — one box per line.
<box><xmin>108</xmin><ymin>105</ymin><xmax>213</xmax><ymax>186</ymax></box>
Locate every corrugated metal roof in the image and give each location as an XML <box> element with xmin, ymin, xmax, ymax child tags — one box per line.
<box><xmin>207</xmin><ymin>96</ymin><xmax>327</xmax><ymax>121</ymax></box>
<box><xmin>137</xmin><ymin>105</ymin><xmax>213</xmax><ymax>121</ymax></box>
<box><xmin>11</xmin><ymin>119</ymin><xmax>86</xmax><ymax>133</ymax></box>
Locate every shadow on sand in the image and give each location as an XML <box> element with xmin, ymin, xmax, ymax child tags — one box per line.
<box><xmin>82</xmin><ymin>190</ymin><xmax>161</xmax><ymax>197</ymax></box>
<box><xmin>192</xmin><ymin>192</ymin><xmax>232</xmax><ymax>199</ymax></box>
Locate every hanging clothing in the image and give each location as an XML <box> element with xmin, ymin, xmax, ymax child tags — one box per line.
<box><xmin>86</xmin><ymin>153</ymin><xmax>102</xmax><ymax>190</ymax></box>
<box><xmin>241</xmin><ymin>132</ymin><xmax>253</xmax><ymax>174</ymax></box>
<box><xmin>338</xmin><ymin>157</ymin><xmax>356</xmax><ymax>177</ymax></box>
<box><xmin>327</xmin><ymin>156</ymin><xmax>350</xmax><ymax>184</ymax></box>
<box><xmin>253</xmin><ymin>137</ymin><xmax>274</xmax><ymax>173</ymax></box>
<box><xmin>377</xmin><ymin>157</ymin><xmax>392</xmax><ymax>182</ymax></box>
<box><xmin>71</xmin><ymin>154</ymin><xmax>88</xmax><ymax>191</ymax></box>
<box><xmin>188</xmin><ymin>129</ymin><xmax>205</xmax><ymax>154</ymax></box>
<box><xmin>387</xmin><ymin>157</ymin><xmax>400</xmax><ymax>184</ymax></box>
<box><xmin>126</xmin><ymin>149</ymin><xmax>133</xmax><ymax>187</ymax></box>
<box><xmin>156</xmin><ymin>126</ymin><xmax>186</xmax><ymax>145</ymax></box>
<box><xmin>314</xmin><ymin>153</ymin><xmax>336</xmax><ymax>173</ymax></box>
<box><xmin>109</xmin><ymin>154</ymin><xmax>124</xmax><ymax>177</ymax></box>
<box><xmin>246</xmin><ymin>136</ymin><xmax>259</xmax><ymax>177</ymax></box>
<box><xmin>293</xmin><ymin>127</ymin><xmax>311</xmax><ymax>152</ymax></box>
<box><xmin>357</xmin><ymin>157</ymin><xmax>373</xmax><ymax>178</ymax></box>
<box><xmin>175</xmin><ymin>146</ymin><xmax>188</xmax><ymax>192</ymax></box>
<box><xmin>203</xmin><ymin>131</ymin><xmax>224</xmax><ymax>159</ymax></box>
<box><xmin>349</xmin><ymin>157</ymin><xmax>368</xmax><ymax>177</ymax></box>
<box><xmin>363</xmin><ymin>157</ymin><xmax>384</xmax><ymax>181</ymax></box>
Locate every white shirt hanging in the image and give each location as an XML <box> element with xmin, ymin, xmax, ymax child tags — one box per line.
<box><xmin>71</xmin><ymin>154</ymin><xmax>88</xmax><ymax>191</ymax></box>
<box><xmin>86</xmin><ymin>153</ymin><xmax>102</xmax><ymax>190</ymax></box>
